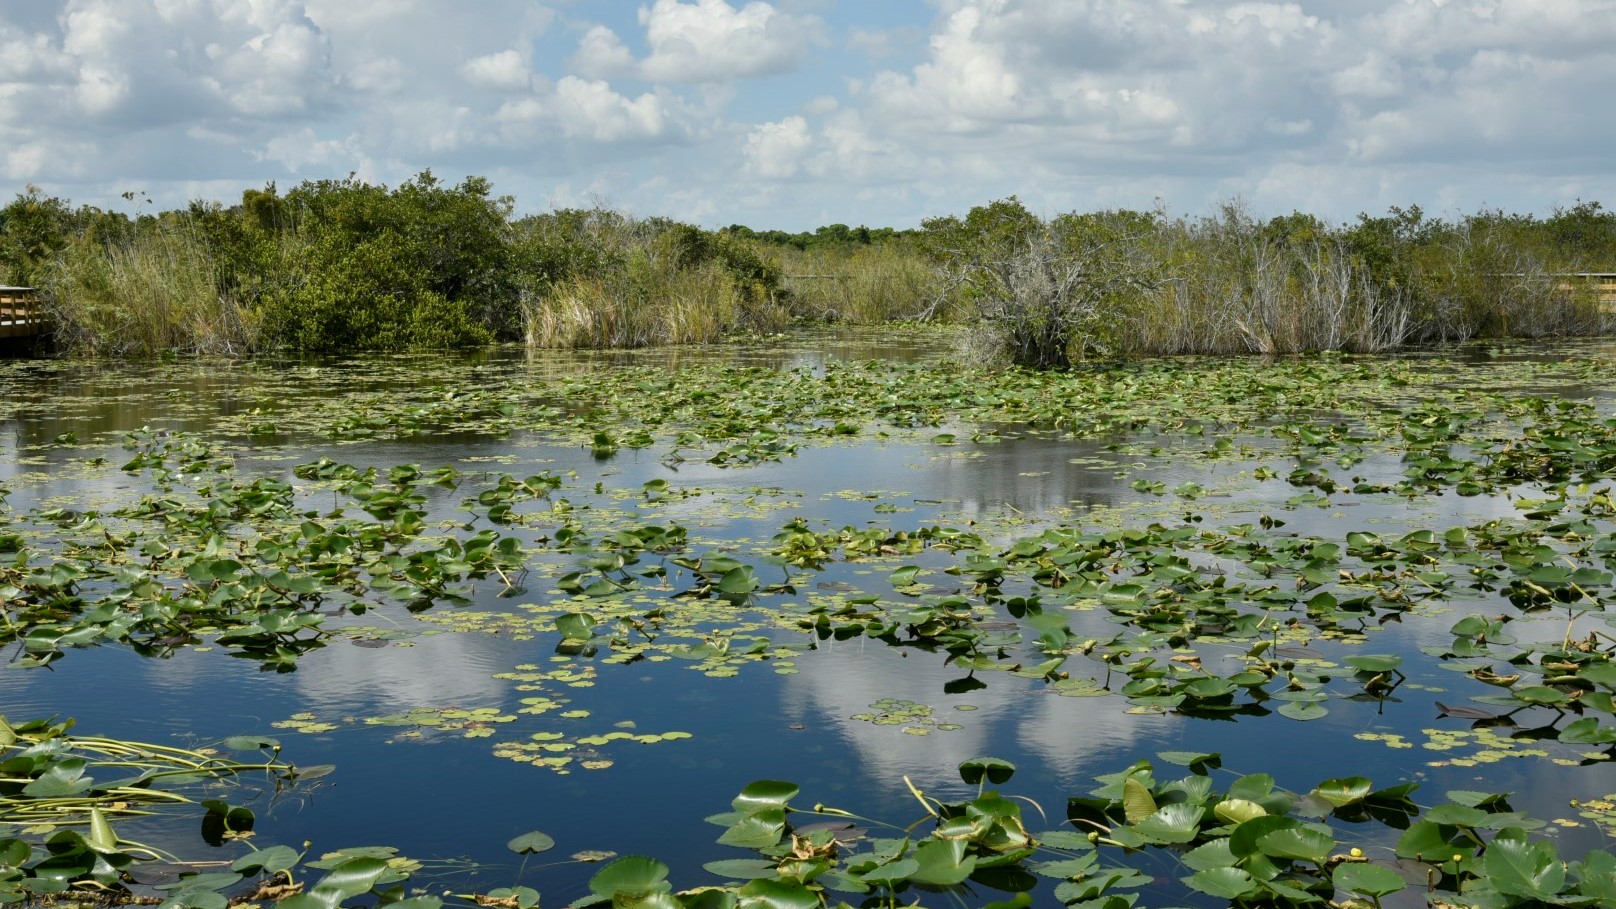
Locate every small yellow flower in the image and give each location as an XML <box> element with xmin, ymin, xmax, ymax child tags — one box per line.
<box><xmin>1452</xmin><ymin>854</ymin><xmax>1464</xmax><ymax>863</ymax></box>
<box><xmin>1350</xmin><ymin>847</ymin><xmax>1364</xmax><ymax>858</ymax></box>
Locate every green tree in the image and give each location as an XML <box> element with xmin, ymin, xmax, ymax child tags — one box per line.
<box><xmin>261</xmin><ymin>172</ymin><xmax>513</xmax><ymax>351</ymax></box>
<box><xmin>0</xmin><ymin>186</ymin><xmax>76</xmax><ymax>285</ymax></box>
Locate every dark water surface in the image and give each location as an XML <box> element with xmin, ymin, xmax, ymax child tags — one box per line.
<box><xmin>3</xmin><ymin>329</ymin><xmax>1615</xmax><ymax>908</ymax></box>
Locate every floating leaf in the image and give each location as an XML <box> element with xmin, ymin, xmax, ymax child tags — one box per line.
<box><xmin>1278</xmin><ymin>701</ymin><xmax>1328</xmax><ymax>721</ymax></box>
<box><xmin>1158</xmin><ymin>751</ymin><xmax>1222</xmax><ymax>773</ymax></box>
<box><xmin>1258</xmin><ymin>827</ymin><xmax>1335</xmax><ymax>864</ymax></box>
<box><xmin>907</xmin><ymin>839</ymin><xmax>976</xmax><ymax>886</ymax></box>
<box><xmin>555</xmin><ymin>613</ymin><xmax>597</xmax><ymax>642</ymax></box>
<box><xmin>1344</xmin><ymin>654</ymin><xmax>1402</xmax><ymax>673</ymax></box>
<box><xmin>702</xmin><ymin>859</ymin><xmax>779</xmax><ymax>880</ymax></box>
<box><xmin>589</xmin><ymin>856</ymin><xmax>671</xmax><ymax>900</ymax></box>
<box><xmin>506</xmin><ymin>831</ymin><xmax>555</xmax><ymax>855</ymax></box>
<box><xmin>1332</xmin><ymin>862</ymin><xmax>1405</xmax><ymax>898</ymax></box>
<box><xmin>1134</xmin><ymin>804</ymin><xmax>1205</xmax><ymax>845</ymax></box>
<box><xmin>731</xmin><ymin>781</ymin><xmax>799</xmax><ymax>815</ymax></box>
<box><xmin>1185</xmin><ymin>867</ymin><xmax>1257</xmax><ymax>899</ymax></box>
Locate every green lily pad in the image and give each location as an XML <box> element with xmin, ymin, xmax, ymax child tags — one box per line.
<box><xmin>1332</xmin><ymin>862</ymin><xmax>1406</xmax><ymax>898</ymax></box>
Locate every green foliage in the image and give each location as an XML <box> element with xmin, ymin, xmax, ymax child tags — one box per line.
<box><xmin>725</xmin><ymin>221</ymin><xmax>912</xmax><ymax>251</ymax></box>
<box><xmin>263</xmin><ymin>226</ymin><xmax>490</xmax><ymax>352</ymax></box>
<box><xmin>0</xmin><ymin>186</ymin><xmax>78</xmax><ymax>285</ymax></box>
<box><xmin>9</xmin><ymin>176</ymin><xmax>1616</xmax><ymax>358</ymax></box>
<box><xmin>262</xmin><ymin>173</ymin><xmax>512</xmax><ymax>351</ymax></box>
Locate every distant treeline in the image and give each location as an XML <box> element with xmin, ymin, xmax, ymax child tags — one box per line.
<box><xmin>725</xmin><ymin>222</ymin><xmax>919</xmax><ymax>249</ymax></box>
<box><xmin>1</xmin><ymin>173</ymin><xmax>1612</xmax><ymax>364</ymax></box>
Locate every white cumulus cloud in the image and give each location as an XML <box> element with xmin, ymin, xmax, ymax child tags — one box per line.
<box><xmin>0</xmin><ymin>0</ymin><xmax>1613</xmax><ymax>232</ymax></box>
<box><xmin>460</xmin><ymin>49</ymin><xmax>534</xmax><ymax>91</ymax></box>
<box><xmin>553</xmin><ymin>76</ymin><xmax>674</xmax><ymax>142</ymax></box>
<box><xmin>570</xmin><ymin>25</ymin><xmax>635</xmax><ymax>79</ymax></box>
<box><xmin>638</xmin><ymin>0</ymin><xmax>826</xmax><ymax>83</ymax></box>
<box><xmin>743</xmin><ymin>115</ymin><xmax>811</xmax><ymax>178</ymax></box>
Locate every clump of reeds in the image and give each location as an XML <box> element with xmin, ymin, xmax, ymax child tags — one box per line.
<box><xmin>520</xmin><ymin>210</ymin><xmax>791</xmax><ymax>349</ymax></box>
<box><xmin>40</xmin><ymin>224</ymin><xmax>262</xmax><ymax>356</ymax></box>
<box><xmin>778</xmin><ymin>243</ymin><xmax>947</xmax><ymax>323</ymax></box>
<box><xmin>526</xmin><ymin>260</ymin><xmax>737</xmax><ymax>348</ymax></box>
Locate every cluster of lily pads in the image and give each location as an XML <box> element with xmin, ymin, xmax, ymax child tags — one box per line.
<box><xmin>7</xmin><ymin>719</ymin><xmax>1613</xmax><ymax>909</ymax></box>
<box><xmin>4</xmin><ymin>349</ymin><xmax>1616</xmax><ymax>772</ymax></box>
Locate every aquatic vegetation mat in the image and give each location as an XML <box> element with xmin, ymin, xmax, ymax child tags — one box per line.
<box><xmin>6</xmin><ymin>335</ymin><xmax>1616</xmax><ymax>907</ymax></box>
<box><xmin>4</xmin><ymin>728</ymin><xmax>1613</xmax><ymax>909</ymax></box>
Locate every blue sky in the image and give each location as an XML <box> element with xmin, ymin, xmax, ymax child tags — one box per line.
<box><xmin>2</xmin><ymin>1</ymin><xmax>1614</xmax><ymax>230</ymax></box>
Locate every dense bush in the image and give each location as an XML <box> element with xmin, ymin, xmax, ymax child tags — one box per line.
<box><xmin>921</xmin><ymin>198</ymin><xmax>1162</xmax><ymax>367</ymax></box>
<box><xmin>258</xmin><ymin>173</ymin><xmax>515</xmax><ymax>352</ymax></box>
<box><xmin>0</xmin><ymin>187</ymin><xmax>80</xmax><ymax>287</ymax></box>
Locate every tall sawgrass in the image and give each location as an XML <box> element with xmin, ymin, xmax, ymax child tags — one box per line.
<box><xmin>527</xmin><ymin>260</ymin><xmax>761</xmax><ymax>348</ymax></box>
<box><xmin>40</xmin><ymin>224</ymin><xmax>263</xmax><ymax>356</ymax></box>
<box><xmin>521</xmin><ymin>209</ymin><xmax>792</xmax><ymax>349</ymax></box>
<box><xmin>776</xmin><ymin>243</ymin><xmax>948</xmax><ymax>323</ymax></box>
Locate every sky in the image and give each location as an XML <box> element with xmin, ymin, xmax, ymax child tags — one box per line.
<box><xmin>1</xmin><ymin>0</ymin><xmax>1613</xmax><ymax>231</ymax></box>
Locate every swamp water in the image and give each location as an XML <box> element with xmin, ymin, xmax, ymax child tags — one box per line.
<box><xmin>2</xmin><ymin>328</ymin><xmax>1616</xmax><ymax>908</ymax></box>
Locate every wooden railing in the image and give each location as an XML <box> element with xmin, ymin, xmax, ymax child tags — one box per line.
<box><xmin>0</xmin><ymin>286</ymin><xmax>47</xmax><ymax>339</ymax></box>
<box><xmin>1556</xmin><ymin>273</ymin><xmax>1616</xmax><ymax>308</ymax></box>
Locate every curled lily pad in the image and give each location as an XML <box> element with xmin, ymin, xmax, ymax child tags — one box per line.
<box><xmin>959</xmin><ymin>757</ymin><xmax>1016</xmax><ymax>786</ymax></box>
<box><xmin>1213</xmin><ymin>799</ymin><xmax>1268</xmax><ymax>826</ymax></box>
<box><xmin>1313</xmin><ymin>778</ymin><xmax>1372</xmax><ymax>809</ymax></box>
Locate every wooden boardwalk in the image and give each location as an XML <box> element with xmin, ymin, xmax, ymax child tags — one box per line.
<box><xmin>0</xmin><ymin>286</ymin><xmax>47</xmax><ymax>340</ymax></box>
<box><xmin>1564</xmin><ymin>273</ymin><xmax>1616</xmax><ymax>307</ymax></box>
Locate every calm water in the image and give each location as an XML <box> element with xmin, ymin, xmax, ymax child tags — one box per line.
<box><xmin>2</xmin><ymin>329</ymin><xmax>1614</xmax><ymax>908</ymax></box>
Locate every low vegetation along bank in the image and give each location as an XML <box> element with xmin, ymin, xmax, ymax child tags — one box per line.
<box><xmin>2</xmin><ymin>176</ymin><xmax>1614</xmax><ymax>363</ymax></box>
